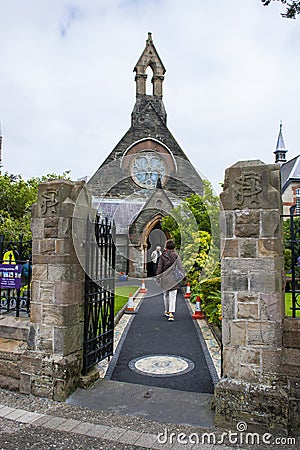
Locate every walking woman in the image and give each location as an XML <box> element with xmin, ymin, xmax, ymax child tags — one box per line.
<box><xmin>156</xmin><ymin>239</ymin><xmax>185</xmax><ymax>322</ymax></box>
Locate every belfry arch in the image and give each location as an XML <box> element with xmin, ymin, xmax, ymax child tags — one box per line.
<box><xmin>134</xmin><ymin>32</ymin><xmax>165</xmax><ymax>97</ymax></box>
<box><xmin>145</xmin><ymin>65</ymin><xmax>153</xmax><ymax>96</ymax></box>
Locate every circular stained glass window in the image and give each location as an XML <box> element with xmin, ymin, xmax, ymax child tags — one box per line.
<box><xmin>131</xmin><ymin>152</ymin><xmax>167</xmax><ymax>189</ymax></box>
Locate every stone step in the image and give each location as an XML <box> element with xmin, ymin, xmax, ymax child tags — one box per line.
<box><xmin>0</xmin><ymin>374</ymin><xmax>20</xmax><ymax>391</ymax></box>
<box><xmin>0</xmin><ymin>316</ymin><xmax>30</xmax><ymax>341</ymax></box>
<box><xmin>0</xmin><ymin>338</ymin><xmax>27</xmax><ymax>393</ymax></box>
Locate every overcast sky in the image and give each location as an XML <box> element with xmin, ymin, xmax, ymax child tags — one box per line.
<box><xmin>0</xmin><ymin>0</ymin><xmax>299</xmax><ymax>193</ymax></box>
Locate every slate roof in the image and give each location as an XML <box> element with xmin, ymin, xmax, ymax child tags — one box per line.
<box><xmin>95</xmin><ymin>188</ymin><xmax>182</xmax><ymax>235</ymax></box>
<box><xmin>97</xmin><ymin>200</ymin><xmax>143</xmax><ymax>234</ymax></box>
<box><xmin>281</xmin><ymin>155</ymin><xmax>300</xmax><ymax>192</ymax></box>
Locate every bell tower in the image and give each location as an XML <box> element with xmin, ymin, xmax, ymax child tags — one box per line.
<box><xmin>132</xmin><ymin>33</ymin><xmax>167</xmax><ymax>125</ymax></box>
<box><xmin>134</xmin><ymin>32</ymin><xmax>166</xmax><ymax>97</ymax></box>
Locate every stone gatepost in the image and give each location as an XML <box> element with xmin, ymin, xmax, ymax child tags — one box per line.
<box><xmin>20</xmin><ymin>180</ymin><xmax>88</xmax><ymax>401</ymax></box>
<box><xmin>215</xmin><ymin>161</ymin><xmax>288</xmax><ymax>433</ymax></box>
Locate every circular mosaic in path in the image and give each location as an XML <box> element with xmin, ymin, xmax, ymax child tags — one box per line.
<box><xmin>128</xmin><ymin>354</ymin><xmax>195</xmax><ymax>377</ymax></box>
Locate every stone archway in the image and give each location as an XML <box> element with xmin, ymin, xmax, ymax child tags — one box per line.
<box><xmin>128</xmin><ymin>212</ymin><xmax>169</xmax><ymax>277</ymax></box>
<box><xmin>143</xmin><ymin>216</ymin><xmax>168</xmax><ymax>277</ymax></box>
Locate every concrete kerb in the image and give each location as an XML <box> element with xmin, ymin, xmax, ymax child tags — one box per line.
<box><xmin>185</xmin><ymin>296</ymin><xmax>222</xmax><ymax>382</ymax></box>
<box><xmin>0</xmin><ymin>404</ymin><xmax>161</xmax><ymax>448</ymax></box>
<box><xmin>114</xmin><ymin>286</ymin><xmax>142</xmax><ymax>326</ymax></box>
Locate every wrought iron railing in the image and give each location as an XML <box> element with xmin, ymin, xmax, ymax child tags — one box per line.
<box><xmin>83</xmin><ymin>215</ymin><xmax>116</xmax><ymax>375</ymax></box>
<box><xmin>283</xmin><ymin>205</ymin><xmax>300</xmax><ymax>318</ymax></box>
<box><xmin>0</xmin><ymin>235</ymin><xmax>32</xmax><ymax>317</ymax></box>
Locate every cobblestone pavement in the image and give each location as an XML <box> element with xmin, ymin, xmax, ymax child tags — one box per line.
<box><xmin>0</xmin><ymin>390</ymin><xmax>298</xmax><ymax>450</ymax></box>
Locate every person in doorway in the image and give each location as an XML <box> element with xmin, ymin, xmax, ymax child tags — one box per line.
<box><xmin>151</xmin><ymin>245</ymin><xmax>162</xmax><ymax>275</ymax></box>
<box><xmin>156</xmin><ymin>239</ymin><xmax>185</xmax><ymax>322</ymax></box>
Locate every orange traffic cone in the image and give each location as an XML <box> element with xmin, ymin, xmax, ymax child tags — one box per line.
<box><xmin>184</xmin><ymin>282</ymin><xmax>191</xmax><ymax>298</ymax></box>
<box><xmin>140</xmin><ymin>279</ymin><xmax>147</xmax><ymax>293</ymax></box>
<box><xmin>125</xmin><ymin>293</ymin><xmax>137</xmax><ymax>314</ymax></box>
<box><xmin>192</xmin><ymin>296</ymin><xmax>205</xmax><ymax>320</ymax></box>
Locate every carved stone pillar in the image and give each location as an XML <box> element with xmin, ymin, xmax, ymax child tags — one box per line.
<box><xmin>20</xmin><ymin>180</ymin><xmax>87</xmax><ymax>401</ymax></box>
<box><xmin>215</xmin><ymin>160</ymin><xmax>288</xmax><ymax>434</ymax></box>
<box><xmin>135</xmin><ymin>73</ymin><xmax>147</xmax><ymax>96</ymax></box>
<box><xmin>153</xmin><ymin>75</ymin><xmax>164</xmax><ymax>97</ymax></box>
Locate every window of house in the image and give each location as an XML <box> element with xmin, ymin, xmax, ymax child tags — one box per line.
<box><xmin>296</xmin><ymin>188</ymin><xmax>300</xmax><ymax>215</ymax></box>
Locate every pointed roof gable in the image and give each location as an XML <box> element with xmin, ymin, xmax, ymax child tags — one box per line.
<box><xmin>129</xmin><ymin>185</ymin><xmax>174</xmax><ymax>245</ymax></box>
<box><xmin>134</xmin><ymin>32</ymin><xmax>166</xmax><ymax>76</ymax></box>
<box><xmin>281</xmin><ymin>155</ymin><xmax>300</xmax><ymax>192</ymax></box>
<box><xmin>141</xmin><ymin>183</ymin><xmax>174</xmax><ymax>212</ymax></box>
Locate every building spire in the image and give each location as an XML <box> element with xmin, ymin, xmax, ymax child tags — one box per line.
<box><xmin>274</xmin><ymin>121</ymin><xmax>287</xmax><ymax>164</ymax></box>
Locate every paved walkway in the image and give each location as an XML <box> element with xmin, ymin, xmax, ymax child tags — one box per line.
<box><xmin>68</xmin><ymin>281</ymin><xmax>220</xmax><ymax>428</ymax></box>
<box><xmin>109</xmin><ymin>281</ymin><xmax>218</xmax><ymax>393</ymax></box>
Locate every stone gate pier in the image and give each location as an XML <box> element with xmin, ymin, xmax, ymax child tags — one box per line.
<box><xmin>21</xmin><ymin>180</ymin><xmax>88</xmax><ymax>400</ymax></box>
<box><xmin>215</xmin><ymin>160</ymin><xmax>296</xmax><ymax>435</ymax></box>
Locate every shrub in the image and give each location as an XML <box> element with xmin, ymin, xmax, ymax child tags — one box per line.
<box><xmin>201</xmin><ymin>290</ymin><xmax>222</xmax><ymax>329</ymax></box>
<box><xmin>199</xmin><ymin>277</ymin><xmax>221</xmax><ymax>303</ymax></box>
<box><xmin>195</xmin><ymin>277</ymin><xmax>222</xmax><ymax>329</ymax></box>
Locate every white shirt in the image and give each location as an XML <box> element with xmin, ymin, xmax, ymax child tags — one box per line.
<box><xmin>151</xmin><ymin>249</ymin><xmax>161</xmax><ymax>264</ymax></box>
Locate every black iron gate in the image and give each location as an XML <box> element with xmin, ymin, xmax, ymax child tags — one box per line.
<box><xmin>0</xmin><ymin>235</ymin><xmax>32</xmax><ymax>317</ymax></box>
<box><xmin>284</xmin><ymin>205</ymin><xmax>300</xmax><ymax>317</ymax></box>
<box><xmin>83</xmin><ymin>215</ymin><xmax>116</xmax><ymax>375</ymax></box>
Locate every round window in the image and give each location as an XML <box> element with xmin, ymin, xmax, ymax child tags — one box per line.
<box><xmin>131</xmin><ymin>152</ymin><xmax>167</xmax><ymax>189</ymax></box>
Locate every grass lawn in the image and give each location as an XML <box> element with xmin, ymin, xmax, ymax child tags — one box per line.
<box><xmin>285</xmin><ymin>292</ymin><xmax>300</xmax><ymax>317</ymax></box>
<box><xmin>114</xmin><ymin>286</ymin><xmax>138</xmax><ymax>316</ymax></box>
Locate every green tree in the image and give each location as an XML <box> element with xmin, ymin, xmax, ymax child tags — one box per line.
<box><xmin>161</xmin><ymin>183</ymin><xmax>221</xmax><ymax>281</ymax></box>
<box><xmin>262</xmin><ymin>0</ymin><xmax>300</xmax><ymax>19</ymax></box>
<box><xmin>0</xmin><ymin>171</ymin><xmax>71</xmax><ymax>241</ymax></box>
<box><xmin>161</xmin><ymin>194</ymin><xmax>210</xmax><ymax>249</ymax></box>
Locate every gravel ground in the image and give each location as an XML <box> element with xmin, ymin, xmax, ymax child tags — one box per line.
<box><xmin>0</xmin><ymin>389</ymin><xmax>299</xmax><ymax>450</ymax></box>
<box><xmin>0</xmin><ymin>417</ymin><xmax>142</xmax><ymax>450</ymax></box>
<box><xmin>0</xmin><ymin>388</ymin><xmax>216</xmax><ymax>449</ymax></box>
<box><xmin>0</xmin><ymin>388</ymin><xmax>218</xmax><ymax>437</ymax></box>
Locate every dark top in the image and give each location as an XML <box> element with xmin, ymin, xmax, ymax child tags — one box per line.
<box><xmin>156</xmin><ymin>249</ymin><xmax>185</xmax><ymax>291</ymax></box>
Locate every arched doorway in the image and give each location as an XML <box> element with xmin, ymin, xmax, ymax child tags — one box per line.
<box><xmin>145</xmin><ymin>218</ymin><xmax>167</xmax><ymax>277</ymax></box>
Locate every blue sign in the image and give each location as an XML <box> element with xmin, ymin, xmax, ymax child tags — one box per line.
<box><xmin>0</xmin><ymin>264</ymin><xmax>22</xmax><ymax>289</ymax></box>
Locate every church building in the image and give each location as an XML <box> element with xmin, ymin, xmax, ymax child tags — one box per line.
<box><xmin>274</xmin><ymin>122</ymin><xmax>300</xmax><ymax>215</ymax></box>
<box><xmin>88</xmin><ymin>33</ymin><xmax>203</xmax><ymax>278</ymax></box>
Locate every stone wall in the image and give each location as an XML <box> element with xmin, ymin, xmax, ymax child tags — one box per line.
<box><xmin>215</xmin><ymin>159</ymin><xmax>300</xmax><ymax>435</ymax></box>
<box><xmin>215</xmin><ymin>160</ymin><xmax>288</xmax><ymax>433</ymax></box>
<box><xmin>0</xmin><ymin>180</ymin><xmax>88</xmax><ymax>401</ymax></box>
<box><xmin>0</xmin><ymin>317</ymin><xmax>30</xmax><ymax>391</ymax></box>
